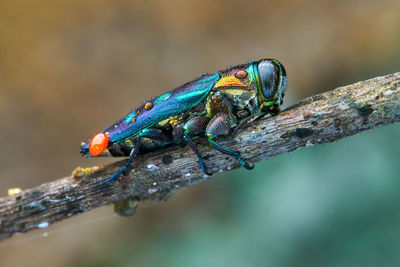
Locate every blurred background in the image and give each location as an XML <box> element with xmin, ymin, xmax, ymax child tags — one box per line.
<box><xmin>1</xmin><ymin>0</ymin><xmax>400</xmax><ymax>266</ymax></box>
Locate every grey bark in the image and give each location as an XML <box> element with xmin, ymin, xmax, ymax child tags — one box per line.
<box><xmin>0</xmin><ymin>72</ymin><xmax>399</xmax><ymax>241</ymax></box>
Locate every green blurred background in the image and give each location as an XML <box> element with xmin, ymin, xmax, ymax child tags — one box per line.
<box><xmin>1</xmin><ymin>0</ymin><xmax>400</xmax><ymax>266</ymax></box>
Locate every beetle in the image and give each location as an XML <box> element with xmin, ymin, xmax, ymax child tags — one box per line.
<box><xmin>80</xmin><ymin>58</ymin><xmax>287</xmax><ymax>183</ymax></box>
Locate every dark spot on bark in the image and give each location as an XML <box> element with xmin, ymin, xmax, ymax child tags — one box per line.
<box><xmin>26</xmin><ymin>202</ymin><xmax>47</xmax><ymax>215</ymax></box>
<box><xmin>66</xmin><ymin>200</ymin><xmax>82</xmax><ymax>214</ymax></box>
<box><xmin>203</xmin><ymin>154</ymin><xmax>211</xmax><ymax>160</ymax></box>
<box><xmin>311</xmin><ymin>121</ymin><xmax>318</xmax><ymax>126</ymax></box>
<box><xmin>334</xmin><ymin>118</ymin><xmax>341</xmax><ymax>129</ymax></box>
<box><xmin>280</xmin><ymin>132</ymin><xmax>292</xmax><ymax>139</ymax></box>
<box><xmin>295</xmin><ymin>128</ymin><xmax>314</xmax><ymax>138</ymax></box>
<box><xmin>281</xmin><ymin>128</ymin><xmax>314</xmax><ymax>139</ymax></box>
<box><xmin>20</xmin><ymin>222</ymin><xmax>27</xmax><ymax>231</ymax></box>
<box><xmin>304</xmin><ymin>113</ymin><xmax>313</xmax><ymax>119</ymax></box>
<box><xmin>162</xmin><ymin>154</ymin><xmax>173</xmax><ymax>165</ymax></box>
<box><xmin>92</xmin><ymin>183</ymin><xmax>109</xmax><ymax>193</ymax></box>
<box><xmin>357</xmin><ymin>104</ymin><xmax>373</xmax><ymax>117</ymax></box>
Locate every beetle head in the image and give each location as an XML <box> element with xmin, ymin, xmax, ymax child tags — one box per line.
<box><xmin>213</xmin><ymin>59</ymin><xmax>287</xmax><ymax>114</ymax></box>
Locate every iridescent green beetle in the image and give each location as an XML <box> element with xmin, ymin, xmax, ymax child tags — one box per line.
<box><xmin>80</xmin><ymin>59</ymin><xmax>287</xmax><ymax>183</ymax></box>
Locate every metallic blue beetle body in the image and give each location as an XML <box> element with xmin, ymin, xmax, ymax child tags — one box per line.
<box><xmin>80</xmin><ymin>59</ymin><xmax>287</xmax><ymax>183</ymax></box>
<box><xmin>80</xmin><ymin>73</ymin><xmax>220</xmax><ymax>152</ymax></box>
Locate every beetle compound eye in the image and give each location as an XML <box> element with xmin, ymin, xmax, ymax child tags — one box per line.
<box><xmin>89</xmin><ymin>132</ymin><xmax>109</xmax><ymax>156</ymax></box>
<box><xmin>257</xmin><ymin>60</ymin><xmax>278</xmax><ymax>99</ymax></box>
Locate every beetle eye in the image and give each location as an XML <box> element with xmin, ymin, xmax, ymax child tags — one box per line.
<box><xmin>89</xmin><ymin>132</ymin><xmax>109</xmax><ymax>156</ymax></box>
<box><xmin>257</xmin><ymin>60</ymin><xmax>278</xmax><ymax>99</ymax></box>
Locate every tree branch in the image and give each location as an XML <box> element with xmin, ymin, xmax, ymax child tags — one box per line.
<box><xmin>1</xmin><ymin>72</ymin><xmax>399</xmax><ymax>241</ymax></box>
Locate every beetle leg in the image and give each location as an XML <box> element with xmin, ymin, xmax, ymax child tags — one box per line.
<box><xmin>102</xmin><ymin>129</ymin><xmax>169</xmax><ymax>183</ymax></box>
<box><xmin>206</xmin><ymin>112</ymin><xmax>254</xmax><ymax>170</ymax></box>
<box><xmin>231</xmin><ymin>109</ymin><xmax>264</xmax><ymax>138</ymax></box>
<box><xmin>182</xmin><ymin>116</ymin><xmax>211</xmax><ymax>175</ymax></box>
<box><xmin>231</xmin><ymin>103</ymin><xmax>281</xmax><ymax>138</ymax></box>
<box><xmin>102</xmin><ymin>136</ymin><xmax>142</xmax><ymax>184</ymax></box>
<box><xmin>139</xmin><ymin>128</ymin><xmax>170</xmax><ymax>152</ymax></box>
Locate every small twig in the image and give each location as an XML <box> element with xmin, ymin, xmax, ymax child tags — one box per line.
<box><xmin>0</xmin><ymin>72</ymin><xmax>399</xmax><ymax>241</ymax></box>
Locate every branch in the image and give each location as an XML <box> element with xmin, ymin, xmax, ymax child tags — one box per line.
<box><xmin>1</xmin><ymin>72</ymin><xmax>399</xmax><ymax>241</ymax></box>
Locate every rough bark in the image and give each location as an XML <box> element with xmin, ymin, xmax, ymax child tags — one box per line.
<box><xmin>0</xmin><ymin>72</ymin><xmax>399</xmax><ymax>241</ymax></box>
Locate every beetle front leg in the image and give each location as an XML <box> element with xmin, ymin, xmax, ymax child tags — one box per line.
<box><xmin>182</xmin><ymin>116</ymin><xmax>212</xmax><ymax>175</ymax></box>
<box><xmin>102</xmin><ymin>128</ymin><xmax>169</xmax><ymax>184</ymax></box>
<box><xmin>206</xmin><ymin>113</ymin><xmax>254</xmax><ymax>170</ymax></box>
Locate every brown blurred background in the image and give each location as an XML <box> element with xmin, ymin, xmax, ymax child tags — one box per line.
<box><xmin>1</xmin><ymin>1</ymin><xmax>400</xmax><ymax>267</ymax></box>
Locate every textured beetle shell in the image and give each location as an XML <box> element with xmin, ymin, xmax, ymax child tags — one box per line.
<box><xmin>80</xmin><ymin>73</ymin><xmax>220</xmax><ymax>155</ymax></box>
<box><xmin>80</xmin><ymin>59</ymin><xmax>284</xmax><ymax>158</ymax></box>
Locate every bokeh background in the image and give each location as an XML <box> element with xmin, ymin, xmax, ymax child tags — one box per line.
<box><xmin>1</xmin><ymin>0</ymin><xmax>400</xmax><ymax>266</ymax></box>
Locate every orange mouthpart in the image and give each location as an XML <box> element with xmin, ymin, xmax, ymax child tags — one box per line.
<box><xmin>89</xmin><ymin>132</ymin><xmax>109</xmax><ymax>156</ymax></box>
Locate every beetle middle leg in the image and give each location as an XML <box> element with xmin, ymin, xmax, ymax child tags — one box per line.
<box><xmin>206</xmin><ymin>112</ymin><xmax>254</xmax><ymax>170</ymax></box>
<box><xmin>102</xmin><ymin>128</ymin><xmax>169</xmax><ymax>184</ymax></box>
<box><xmin>182</xmin><ymin>116</ymin><xmax>212</xmax><ymax>175</ymax></box>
